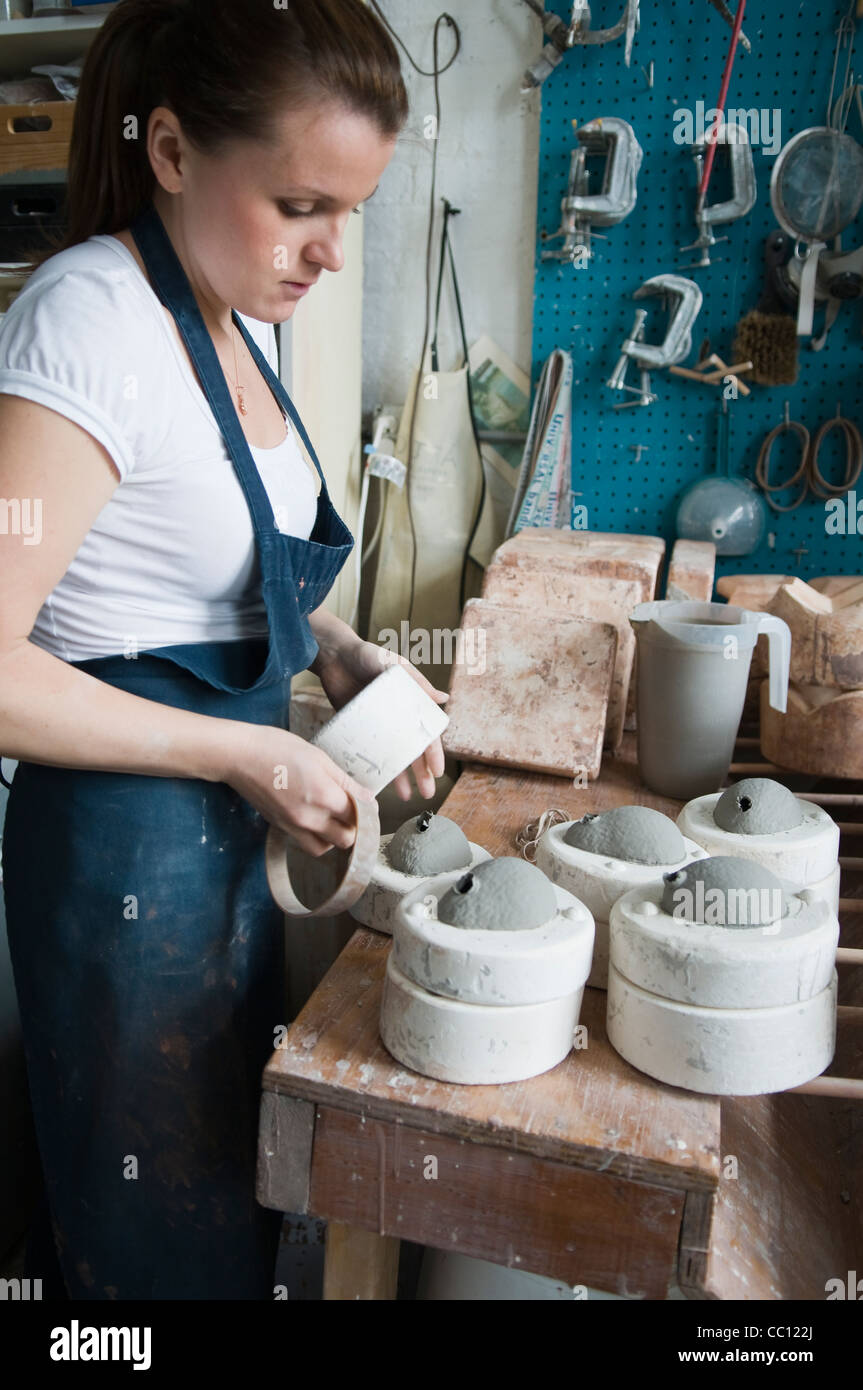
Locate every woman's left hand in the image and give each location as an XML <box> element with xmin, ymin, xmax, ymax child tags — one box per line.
<box><xmin>313</xmin><ymin>633</ymin><xmax>448</xmax><ymax>800</ymax></box>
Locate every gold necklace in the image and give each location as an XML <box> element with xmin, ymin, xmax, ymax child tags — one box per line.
<box><xmin>226</xmin><ymin>319</ymin><xmax>248</xmax><ymax>416</ymax></box>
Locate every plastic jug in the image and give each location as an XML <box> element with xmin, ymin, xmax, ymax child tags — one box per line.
<box><xmin>629</xmin><ymin>600</ymin><xmax>791</xmax><ymax>799</ymax></box>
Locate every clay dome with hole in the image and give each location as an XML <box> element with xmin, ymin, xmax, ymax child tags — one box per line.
<box><xmin>713</xmin><ymin>778</ymin><xmax>805</xmax><ymax>835</ymax></box>
<box><xmin>385</xmin><ymin>811</ymin><xmax>473</xmax><ymax>876</ymax></box>
<box><xmin>437</xmin><ymin>856</ymin><xmax>558</xmax><ymax>931</ymax></box>
<box><xmin>660</xmin><ymin>855</ymin><xmax>789</xmax><ymax>926</ymax></box>
<box><xmin>563</xmin><ymin>805</ymin><xmax>688</xmax><ymax>865</ymax></box>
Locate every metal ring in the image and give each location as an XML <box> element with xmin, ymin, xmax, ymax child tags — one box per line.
<box><xmin>265</xmin><ymin>790</ymin><xmax>380</xmax><ymax>918</ymax></box>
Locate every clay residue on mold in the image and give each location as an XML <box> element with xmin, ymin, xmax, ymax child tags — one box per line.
<box><xmin>437</xmin><ymin>856</ymin><xmax>557</xmax><ymax>931</ymax></box>
<box><xmin>385</xmin><ymin>812</ymin><xmax>472</xmax><ymax>876</ymax></box>
<box><xmin>713</xmin><ymin>778</ymin><xmax>804</xmax><ymax>835</ymax></box>
<box><xmin>564</xmin><ymin>805</ymin><xmax>687</xmax><ymax>865</ymax></box>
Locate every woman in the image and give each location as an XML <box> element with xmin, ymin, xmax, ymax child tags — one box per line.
<box><xmin>0</xmin><ymin>0</ymin><xmax>443</xmax><ymax>1300</ymax></box>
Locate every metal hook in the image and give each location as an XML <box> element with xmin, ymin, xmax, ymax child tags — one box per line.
<box><xmin>784</xmin><ymin>401</ymin><xmax>790</xmax><ymax>427</ymax></box>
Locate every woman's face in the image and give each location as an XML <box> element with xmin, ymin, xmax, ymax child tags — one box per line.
<box><xmin>153</xmin><ymin>99</ymin><xmax>398</xmax><ymax>322</ymax></box>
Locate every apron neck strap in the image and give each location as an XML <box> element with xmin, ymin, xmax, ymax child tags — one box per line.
<box><xmin>129</xmin><ymin>201</ymin><xmax>277</xmax><ymax>538</ymax></box>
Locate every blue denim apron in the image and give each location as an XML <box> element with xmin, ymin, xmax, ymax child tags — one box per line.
<box><xmin>2</xmin><ymin>202</ymin><xmax>352</xmax><ymax>1300</ymax></box>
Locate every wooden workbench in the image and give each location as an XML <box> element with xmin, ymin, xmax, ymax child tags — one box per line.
<box><xmin>257</xmin><ymin>741</ymin><xmax>862</xmax><ymax>1300</ymax></box>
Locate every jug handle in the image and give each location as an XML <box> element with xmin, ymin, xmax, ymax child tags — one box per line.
<box><xmin>755</xmin><ymin>614</ymin><xmax>791</xmax><ymax>713</ymax></box>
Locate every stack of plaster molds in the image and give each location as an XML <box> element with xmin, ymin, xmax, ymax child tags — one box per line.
<box><xmin>535</xmin><ymin>805</ymin><xmax>707</xmax><ymax>989</ymax></box>
<box><xmin>379</xmin><ymin>857</ymin><xmax>595</xmax><ymax>1084</ymax></box>
<box><xmin>678</xmin><ymin>778</ymin><xmax>840</xmax><ymax>912</ymax></box>
<box><xmin>479</xmin><ymin>528</ymin><xmax>665</xmax><ymax>750</ymax></box>
<box><xmin>349</xmin><ymin>811</ymin><xmax>490</xmax><ymax>935</ymax></box>
<box><xmin>606</xmin><ymin>856</ymin><xmax>839</xmax><ymax>1095</ymax></box>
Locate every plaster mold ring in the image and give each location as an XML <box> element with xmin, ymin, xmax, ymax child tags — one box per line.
<box><xmin>534</xmin><ymin>815</ymin><xmax>707</xmax><ymax>989</ymax></box>
<box><xmin>677</xmin><ymin>786</ymin><xmax>840</xmax><ymax>884</ymax></box>
<box><xmin>606</xmin><ymin>961</ymin><xmax>837</xmax><ymax>1095</ymax></box>
<box><xmin>380</xmin><ymin>954</ymin><xmax>584</xmax><ymax>1085</ymax></box>
<box><xmin>348</xmin><ymin>831</ymin><xmax>491</xmax><ymax>934</ymax></box>
<box><xmin>609</xmin><ymin>880</ymin><xmax>838</xmax><ymax>1009</ymax></box>
<box><xmin>393</xmin><ymin>872</ymin><xmax>594</xmax><ymax>1005</ymax></box>
<box><xmin>312</xmin><ymin>663</ymin><xmax>449</xmax><ymax>795</ymax></box>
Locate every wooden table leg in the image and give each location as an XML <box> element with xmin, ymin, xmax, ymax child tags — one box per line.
<box><xmin>323</xmin><ymin>1222</ymin><xmax>400</xmax><ymax>1300</ymax></box>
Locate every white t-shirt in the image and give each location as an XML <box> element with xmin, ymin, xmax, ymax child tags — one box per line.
<box><xmin>0</xmin><ymin>233</ymin><xmax>322</xmax><ymax>661</ymax></box>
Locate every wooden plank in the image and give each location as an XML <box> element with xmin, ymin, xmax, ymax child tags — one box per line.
<box><xmin>677</xmin><ymin>1190</ymin><xmax>717</xmax><ymax>1299</ymax></box>
<box><xmin>441</xmin><ymin>737</ymin><xmax>693</xmax><ymax>832</ymax></box>
<box><xmin>442</xmin><ymin>600</ymin><xmax>617</xmax><ymax>779</ymax></box>
<box><xmin>256</xmin><ymin>1092</ymin><xmax>315</xmax><ymax>1213</ymax></box>
<box><xmin>310</xmin><ymin>1106</ymin><xmax>683</xmax><ymax>1299</ymax></box>
<box><xmin>696</xmin><ymin>1093</ymin><xmax>862</xmax><ymax>1300</ymax></box>
<box><xmin>323</xmin><ymin>1221</ymin><xmax>400</xmax><ymax>1301</ymax></box>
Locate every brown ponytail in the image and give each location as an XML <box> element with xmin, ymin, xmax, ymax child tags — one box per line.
<box><xmin>27</xmin><ymin>0</ymin><xmax>408</xmax><ymax>269</ymax></box>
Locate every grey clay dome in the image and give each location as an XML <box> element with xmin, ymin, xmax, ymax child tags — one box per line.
<box><xmin>438</xmin><ymin>856</ymin><xmax>557</xmax><ymax>932</ymax></box>
<box><xmin>713</xmin><ymin>778</ymin><xmax>804</xmax><ymax>836</ymax></box>
<box><xmin>386</xmin><ymin>811</ymin><xmax>473</xmax><ymax>876</ymax></box>
<box><xmin>660</xmin><ymin>855</ymin><xmax>788</xmax><ymax>928</ymax></box>
<box><xmin>563</xmin><ymin>805</ymin><xmax>687</xmax><ymax>866</ymax></box>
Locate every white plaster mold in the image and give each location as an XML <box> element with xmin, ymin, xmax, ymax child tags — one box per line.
<box><xmin>379</xmin><ymin>858</ymin><xmax>595</xmax><ymax>1085</ymax></box>
<box><xmin>349</xmin><ymin>815</ymin><xmax>490</xmax><ymax>935</ymax></box>
<box><xmin>535</xmin><ymin>809</ymin><xmax>707</xmax><ymax>990</ymax></box>
<box><xmin>677</xmin><ymin>781</ymin><xmax>840</xmax><ymax>909</ymax></box>
<box><xmin>606</xmin><ymin>860</ymin><xmax>839</xmax><ymax>1095</ymax></box>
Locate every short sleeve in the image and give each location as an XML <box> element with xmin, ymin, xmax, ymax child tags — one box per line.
<box><xmin>0</xmin><ymin>266</ymin><xmax>148</xmax><ymax>481</ymax></box>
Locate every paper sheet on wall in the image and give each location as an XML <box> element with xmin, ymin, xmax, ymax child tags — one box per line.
<box><xmin>466</xmin><ymin>335</ymin><xmax>532</xmax><ymax>566</ymax></box>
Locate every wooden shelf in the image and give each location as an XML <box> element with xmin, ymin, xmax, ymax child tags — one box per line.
<box><xmin>0</xmin><ymin>14</ymin><xmax>105</xmax><ymax>82</ymax></box>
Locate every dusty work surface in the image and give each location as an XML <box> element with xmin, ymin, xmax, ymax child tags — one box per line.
<box><xmin>264</xmin><ymin>743</ymin><xmax>721</xmax><ymax>1196</ymax></box>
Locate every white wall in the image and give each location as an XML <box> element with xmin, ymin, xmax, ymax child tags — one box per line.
<box><xmin>361</xmin><ymin>0</ymin><xmax>541</xmax><ymax>416</ymax></box>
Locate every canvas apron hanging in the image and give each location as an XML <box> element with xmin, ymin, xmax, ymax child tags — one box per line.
<box><xmin>366</xmin><ymin>202</ymin><xmax>485</xmax><ymax>689</ymax></box>
<box><xmin>2</xmin><ymin>202</ymin><xmax>352</xmax><ymax>1301</ymax></box>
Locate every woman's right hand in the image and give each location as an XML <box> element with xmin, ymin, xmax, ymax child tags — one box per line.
<box><xmin>221</xmin><ymin>722</ymin><xmax>376</xmax><ymax>858</ymax></box>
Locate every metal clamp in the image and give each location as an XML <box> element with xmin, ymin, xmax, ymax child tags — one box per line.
<box><xmin>542</xmin><ymin>116</ymin><xmax>643</xmax><ymax>265</ymax></box>
<box><xmin>568</xmin><ymin>0</ymin><xmax>640</xmax><ymax>65</ymax></box>
<box><xmin>680</xmin><ymin>121</ymin><xmax>757</xmax><ymax>269</ymax></box>
<box><xmin>607</xmin><ymin>275</ymin><xmax>703</xmax><ymax>408</ymax></box>
<box><xmin>520</xmin><ymin>0</ymin><xmax>640</xmax><ymax>89</ymax></box>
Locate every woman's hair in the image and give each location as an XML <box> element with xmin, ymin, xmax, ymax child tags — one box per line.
<box><xmin>25</xmin><ymin>0</ymin><xmax>408</xmax><ymax>270</ymax></box>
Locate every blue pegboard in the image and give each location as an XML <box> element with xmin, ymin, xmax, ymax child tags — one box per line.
<box><xmin>532</xmin><ymin>0</ymin><xmax>863</xmax><ymax>582</ymax></box>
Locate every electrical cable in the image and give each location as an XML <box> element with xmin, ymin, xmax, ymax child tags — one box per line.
<box><xmin>367</xmin><ymin>1</ymin><xmax>461</xmax><ymax>78</ymax></box>
<box><xmin>806</xmin><ymin>414</ymin><xmax>863</xmax><ymax>498</ymax></box>
<box><xmin>754</xmin><ymin>409</ymin><xmax>862</xmax><ymax>510</ymax></box>
<box><xmin>755</xmin><ymin>419</ymin><xmax>811</xmax><ymax>511</ymax></box>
